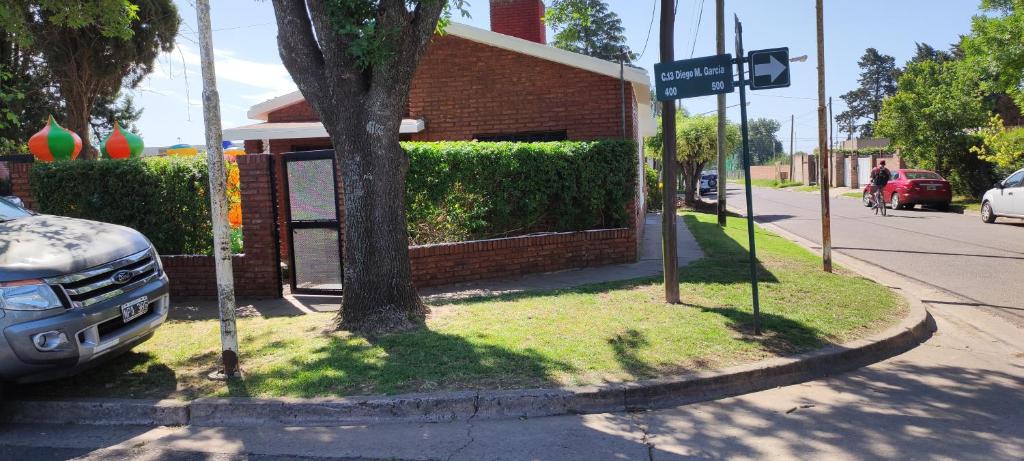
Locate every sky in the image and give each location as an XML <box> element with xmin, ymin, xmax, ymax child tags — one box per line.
<box><xmin>132</xmin><ymin>0</ymin><xmax>982</xmax><ymax>153</ymax></box>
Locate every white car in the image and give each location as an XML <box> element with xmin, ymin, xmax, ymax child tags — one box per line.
<box><xmin>981</xmin><ymin>168</ymin><xmax>1024</xmax><ymax>223</ymax></box>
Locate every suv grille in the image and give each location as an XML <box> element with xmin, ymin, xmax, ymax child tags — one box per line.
<box><xmin>45</xmin><ymin>249</ymin><xmax>160</xmax><ymax>308</ymax></box>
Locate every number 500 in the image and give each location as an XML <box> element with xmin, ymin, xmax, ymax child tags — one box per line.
<box><xmin>711</xmin><ymin>81</ymin><xmax>725</xmax><ymax>91</ymax></box>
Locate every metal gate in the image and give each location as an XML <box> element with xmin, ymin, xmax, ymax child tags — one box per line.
<box><xmin>282</xmin><ymin>150</ymin><xmax>343</xmax><ymax>295</ymax></box>
<box><xmin>858</xmin><ymin>157</ymin><xmax>873</xmax><ymax>187</ymax></box>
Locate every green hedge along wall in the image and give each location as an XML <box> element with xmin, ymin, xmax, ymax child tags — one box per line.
<box><xmin>31</xmin><ymin>157</ymin><xmax>213</xmax><ymax>255</ymax></box>
<box><xmin>405</xmin><ymin>140</ymin><xmax>637</xmax><ymax>245</ymax></box>
<box><xmin>28</xmin><ymin>140</ymin><xmax>638</xmax><ymax>252</ymax></box>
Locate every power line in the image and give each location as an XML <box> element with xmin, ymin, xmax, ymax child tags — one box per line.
<box><xmin>637</xmin><ymin>0</ymin><xmax>658</xmax><ymax>59</ymax></box>
<box><xmin>689</xmin><ymin>0</ymin><xmax>706</xmax><ymax>58</ymax></box>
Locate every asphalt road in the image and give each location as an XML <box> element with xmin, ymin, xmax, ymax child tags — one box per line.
<box><xmin>724</xmin><ymin>184</ymin><xmax>1024</xmax><ymax>325</ymax></box>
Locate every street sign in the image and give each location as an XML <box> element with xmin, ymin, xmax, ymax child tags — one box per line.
<box><xmin>748</xmin><ymin>47</ymin><xmax>790</xmax><ymax>90</ymax></box>
<box><xmin>654</xmin><ymin>53</ymin><xmax>734</xmax><ymax>100</ymax></box>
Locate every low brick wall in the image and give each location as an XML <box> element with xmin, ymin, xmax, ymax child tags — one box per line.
<box><xmin>409</xmin><ymin>228</ymin><xmax>636</xmax><ymax>288</ymax></box>
<box><xmin>162</xmin><ymin>255</ymin><xmax>280</xmax><ymax>299</ymax></box>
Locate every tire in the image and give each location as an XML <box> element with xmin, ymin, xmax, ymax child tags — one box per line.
<box><xmin>981</xmin><ymin>201</ymin><xmax>997</xmax><ymax>223</ymax></box>
<box><xmin>891</xmin><ymin>193</ymin><xmax>901</xmax><ymax>210</ymax></box>
<box><xmin>863</xmin><ymin>191</ymin><xmax>873</xmax><ymax>207</ymax></box>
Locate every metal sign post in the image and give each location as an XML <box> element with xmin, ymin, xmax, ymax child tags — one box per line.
<box><xmin>652</xmin><ymin>14</ymin><xmax>790</xmax><ymax>335</ymax></box>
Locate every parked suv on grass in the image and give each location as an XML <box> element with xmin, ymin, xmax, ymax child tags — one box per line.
<box><xmin>0</xmin><ymin>196</ymin><xmax>169</xmax><ymax>383</ymax></box>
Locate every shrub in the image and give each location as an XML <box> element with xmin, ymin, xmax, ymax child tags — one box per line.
<box><xmin>645</xmin><ymin>165</ymin><xmax>662</xmax><ymax>211</ymax></box>
<box><xmin>404</xmin><ymin>140</ymin><xmax>637</xmax><ymax>245</ymax></box>
<box><xmin>31</xmin><ymin>157</ymin><xmax>214</xmax><ymax>255</ymax></box>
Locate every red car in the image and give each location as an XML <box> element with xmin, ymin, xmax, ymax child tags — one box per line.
<box><xmin>862</xmin><ymin>169</ymin><xmax>953</xmax><ymax>211</ymax></box>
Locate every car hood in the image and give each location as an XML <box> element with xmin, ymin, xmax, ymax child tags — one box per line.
<box><xmin>0</xmin><ymin>215</ymin><xmax>151</xmax><ymax>281</ymax></box>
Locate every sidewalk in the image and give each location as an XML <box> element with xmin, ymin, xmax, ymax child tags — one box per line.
<box><xmin>170</xmin><ymin>213</ymin><xmax>704</xmax><ymax>319</ymax></box>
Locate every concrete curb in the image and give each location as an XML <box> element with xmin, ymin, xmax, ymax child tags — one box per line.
<box><xmin>1</xmin><ymin>306</ymin><xmax>931</xmax><ymax>428</ymax></box>
<box><xmin>0</xmin><ymin>215</ymin><xmax>934</xmax><ymax>427</ymax></box>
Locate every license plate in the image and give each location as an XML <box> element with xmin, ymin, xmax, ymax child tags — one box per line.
<box><xmin>120</xmin><ymin>296</ymin><xmax>149</xmax><ymax>323</ymax></box>
<box><xmin>926</xmin><ymin>185</ymin><xmax>938</xmax><ymax>190</ymax></box>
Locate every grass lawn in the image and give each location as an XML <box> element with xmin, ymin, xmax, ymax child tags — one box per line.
<box><xmin>745</xmin><ymin>179</ymin><xmax>803</xmax><ymax>189</ymax></box>
<box><xmin>793</xmin><ymin>184</ymin><xmax>821</xmax><ymax>193</ymax></box>
<box><xmin>11</xmin><ymin>212</ymin><xmax>906</xmax><ymax>401</ymax></box>
<box><xmin>951</xmin><ymin>195</ymin><xmax>982</xmax><ymax>213</ymax></box>
<box><xmin>842</xmin><ymin>191</ymin><xmax>863</xmax><ymax>199</ymax></box>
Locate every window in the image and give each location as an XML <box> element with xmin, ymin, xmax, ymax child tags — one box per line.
<box><xmin>473</xmin><ymin>131</ymin><xmax>568</xmax><ymax>142</ymax></box>
<box><xmin>891</xmin><ymin>172</ymin><xmax>900</xmax><ymax>180</ymax></box>
<box><xmin>905</xmin><ymin>171</ymin><xmax>941</xmax><ymax>180</ymax></box>
<box><xmin>1005</xmin><ymin>171</ymin><xmax>1024</xmax><ymax>187</ymax></box>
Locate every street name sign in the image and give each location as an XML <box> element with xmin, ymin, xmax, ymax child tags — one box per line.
<box><xmin>654</xmin><ymin>53</ymin><xmax>734</xmax><ymax>101</ymax></box>
<box><xmin>748</xmin><ymin>47</ymin><xmax>790</xmax><ymax>90</ymax></box>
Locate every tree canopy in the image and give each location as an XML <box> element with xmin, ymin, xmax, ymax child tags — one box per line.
<box><xmin>836</xmin><ymin>48</ymin><xmax>899</xmax><ymax>138</ymax></box>
<box><xmin>646</xmin><ymin>110</ymin><xmax>739</xmax><ymax>205</ymax></box>
<box><xmin>748</xmin><ymin>118</ymin><xmax>784</xmax><ymax>165</ymax></box>
<box><xmin>544</xmin><ymin>0</ymin><xmax>635</xmax><ymax>63</ymax></box>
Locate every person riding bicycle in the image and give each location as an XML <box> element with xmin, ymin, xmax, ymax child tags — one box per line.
<box><xmin>870</xmin><ymin>160</ymin><xmax>892</xmax><ymax>211</ymax></box>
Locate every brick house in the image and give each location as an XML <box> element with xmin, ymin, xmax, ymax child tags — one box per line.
<box><xmin>221</xmin><ymin>0</ymin><xmax>655</xmax><ymax>292</ymax></box>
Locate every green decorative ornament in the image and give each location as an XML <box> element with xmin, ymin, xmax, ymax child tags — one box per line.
<box><xmin>100</xmin><ymin>122</ymin><xmax>144</xmax><ymax>159</ymax></box>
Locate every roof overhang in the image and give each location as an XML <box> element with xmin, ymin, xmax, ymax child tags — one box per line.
<box><xmin>242</xmin><ymin>22</ymin><xmax>656</xmax><ymax>137</ymax></box>
<box><xmin>223</xmin><ymin>119</ymin><xmax>426</xmax><ymax>141</ymax></box>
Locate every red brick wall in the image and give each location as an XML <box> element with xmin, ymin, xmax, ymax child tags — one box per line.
<box><xmin>489</xmin><ymin>0</ymin><xmax>546</xmax><ymax>44</ymax></box>
<box><xmin>410</xmin><ymin>228</ymin><xmax>636</xmax><ymax>288</ymax></box>
<box><xmin>267</xmin><ymin>102</ymin><xmax>318</xmax><ymax>123</ymax></box>
<box><xmin>10</xmin><ymin>163</ymin><xmax>36</xmax><ymax>211</ymax></box>
<box><xmin>408</xmin><ymin>35</ymin><xmax>636</xmax><ymax>141</ymax></box>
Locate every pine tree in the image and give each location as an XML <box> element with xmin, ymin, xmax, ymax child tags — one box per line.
<box><xmin>836</xmin><ymin>48</ymin><xmax>899</xmax><ymax>138</ymax></box>
<box><xmin>545</xmin><ymin>0</ymin><xmax>635</xmax><ymax>63</ymax></box>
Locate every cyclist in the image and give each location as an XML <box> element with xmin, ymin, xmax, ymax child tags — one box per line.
<box><xmin>870</xmin><ymin>160</ymin><xmax>892</xmax><ymax>215</ymax></box>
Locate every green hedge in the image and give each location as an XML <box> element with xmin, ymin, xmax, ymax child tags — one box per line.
<box><xmin>644</xmin><ymin>165</ymin><xmax>662</xmax><ymax>211</ymax></box>
<box><xmin>28</xmin><ymin>141</ymin><xmax>638</xmax><ymax>252</ymax></box>
<box><xmin>405</xmin><ymin>140</ymin><xmax>637</xmax><ymax>244</ymax></box>
<box><xmin>31</xmin><ymin>157</ymin><xmax>213</xmax><ymax>255</ymax></box>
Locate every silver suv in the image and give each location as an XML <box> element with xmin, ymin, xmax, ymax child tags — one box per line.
<box><xmin>0</xmin><ymin>197</ymin><xmax>169</xmax><ymax>383</ymax></box>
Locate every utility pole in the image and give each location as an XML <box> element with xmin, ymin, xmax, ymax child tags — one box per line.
<box><xmin>660</xmin><ymin>0</ymin><xmax>680</xmax><ymax>303</ymax></box>
<box><xmin>828</xmin><ymin>96</ymin><xmax>834</xmax><ymax>150</ymax></box>
<box><xmin>815</xmin><ymin>0</ymin><xmax>832</xmax><ymax>273</ymax></box>
<box><xmin>715</xmin><ymin>0</ymin><xmax>727</xmax><ymax>226</ymax></box>
<box><xmin>789</xmin><ymin>113</ymin><xmax>794</xmax><ymax>180</ymax></box>
<box><xmin>196</xmin><ymin>0</ymin><xmax>240</xmax><ymax>378</ymax></box>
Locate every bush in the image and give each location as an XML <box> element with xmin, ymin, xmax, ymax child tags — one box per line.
<box><xmin>404</xmin><ymin>140</ymin><xmax>637</xmax><ymax>245</ymax></box>
<box><xmin>645</xmin><ymin>165</ymin><xmax>662</xmax><ymax>211</ymax></box>
<box><xmin>31</xmin><ymin>157</ymin><xmax>214</xmax><ymax>255</ymax></box>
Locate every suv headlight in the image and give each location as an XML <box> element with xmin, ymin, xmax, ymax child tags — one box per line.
<box><xmin>153</xmin><ymin>248</ymin><xmax>165</xmax><ymax>275</ymax></box>
<box><xmin>0</xmin><ymin>281</ymin><xmax>62</xmax><ymax>311</ymax></box>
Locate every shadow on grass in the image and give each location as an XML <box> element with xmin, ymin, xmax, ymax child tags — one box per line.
<box><xmin>6</xmin><ymin>351</ymin><xmax>179</xmax><ymax>400</ymax></box>
<box><xmin>698</xmin><ymin>306</ymin><xmax>830</xmax><ymax>355</ymax></box>
<box><xmin>222</xmin><ymin>328</ymin><xmax>577</xmax><ymax>398</ymax></box>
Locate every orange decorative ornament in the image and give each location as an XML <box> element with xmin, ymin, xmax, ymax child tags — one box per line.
<box><xmin>28</xmin><ymin>116</ymin><xmax>82</xmax><ymax>162</ymax></box>
<box><xmin>100</xmin><ymin>122</ymin><xmax>144</xmax><ymax>159</ymax></box>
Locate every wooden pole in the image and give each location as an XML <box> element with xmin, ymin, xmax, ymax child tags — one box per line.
<box><xmin>196</xmin><ymin>0</ymin><xmax>240</xmax><ymax>377</ymax></box>
<box><xmin>715</xmin><ymin>0</ymin><xmax>727</xmax><ymax>226</ymax></box>
<box><xmin>789</xmin><ymin>113</ymin><xmax>794</xmax><ymax>180</ymax></box>
<box><xmin>816</xmin><ymin>0</ymin><xmax>833</xmax><ymax>273</ymax></box>
<box><xmin>660</xmin><ymin>0</ymin><xmax>680</xmax><ymax>303</ymax></box>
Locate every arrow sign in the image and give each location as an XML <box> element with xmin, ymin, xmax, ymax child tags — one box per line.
<box><xmin>748</xmin><ymin>47</ymin><xmax>790</xmax><ymax>90</ymax></box>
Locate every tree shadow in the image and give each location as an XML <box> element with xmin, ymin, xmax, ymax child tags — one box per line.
<box><xmin>221</xmin><ymin>327</ymin><xmax>578</xmax><ymax>398</ymax></box>
<box><xmin>607</xmin><ymin>329</ymin><xmax>656</xmax><ymax>378</ymax></box>
<box><xmin>5</xmin><ymin>351</ymin><xmax>179</xmax><ymax>400</ymax></box>
<box><xmin>680</xmin><ymin>213</ymin><xmax>780</xmax><ymax>285</ymax></box>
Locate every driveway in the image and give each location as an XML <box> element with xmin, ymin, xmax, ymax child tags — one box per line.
<box><xmin>725</xmin><ymin>184</ymin><xmax>1024</xmax><ymax>325</ymax></box>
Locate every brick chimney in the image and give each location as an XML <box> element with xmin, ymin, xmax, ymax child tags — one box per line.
<box><xmin>490</xmin><ymin>0</ymin><xmax>546</xmax><ymax>44</ymax></box>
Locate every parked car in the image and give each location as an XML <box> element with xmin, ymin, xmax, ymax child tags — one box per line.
<box><xmin>700</xmin><ymin>170</ymin><xmax>718</xmax><ymax>195</ymax></box>
<box><xmin>981</xmin><ymin>167</ymin><xmax>1024</xmax><ymax>223</ymax></box>
<box><xmin>862</xmin><ymin>169</ymin><xmax>952</xmax><ymax>211</ymax></box>
<box><xmin>0</xmin><ymin>196</ymin><xmax>169</xmax><ymax>383</ymax></box>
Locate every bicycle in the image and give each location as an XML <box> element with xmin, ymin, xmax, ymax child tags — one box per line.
<box><xmin>871</xmin><ymin>185</ymin><xmax>886</xmax><ymax>216</ymax></box>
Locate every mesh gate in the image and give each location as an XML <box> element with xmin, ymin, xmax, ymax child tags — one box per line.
<box><xmin>282</xmin><ymin>150</ymin><xmax>342</xmax><ymax>294</ymax></box>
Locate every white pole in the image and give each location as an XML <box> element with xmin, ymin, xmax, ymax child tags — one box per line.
<box><xmin>195</xmin><ymin>0</ymin><xmax>240</xmax><ymax>378</ymax></box>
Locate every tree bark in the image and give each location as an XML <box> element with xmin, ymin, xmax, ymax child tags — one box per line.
<box><xmin>271</xmin><ymin>0</ymin><xmax>443</xmax><ymax>335</ymax></box>
<box><xmin>63</xmin><ymin>91</ymin><xmax>97</xmax><ymax>160</ymax></box>
<box><xmin>679</xmin><ymin>161</ymin><xmax>704</xmax><ymax>207</ymax></box>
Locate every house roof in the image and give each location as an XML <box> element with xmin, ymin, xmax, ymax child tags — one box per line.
<box><xmin>223</xmin><ymin>119</ymin><xmax>426</xmax><ymax>142</ymax></box>
<box><xmin>241</xmin><ymin>22</ymin><xmax>655</xmax><ymax>137</ymax></box>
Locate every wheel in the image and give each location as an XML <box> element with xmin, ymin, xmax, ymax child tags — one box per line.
<box><xmin>863</xmin><ymin>191</ymin><xmax>873</xmax><ymax>207</ymax></box>
<box><xmin>708</xmin><ymin>178</ymin><xmax>717</xmax><ymax>189</ymax></box>
<box><xmin>890</xmin><ymin>193</ymin><xmax>901</xmax><ymax>210</ymax></box>
<box><xmin>981</xmin><ymin>201</ymin><xmax>997</xmax><ymax>223</ymax></box>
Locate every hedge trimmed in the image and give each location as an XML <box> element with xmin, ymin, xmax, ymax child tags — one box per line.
<box><xmin>27</xmin><ymin>140</ymin><xmax>638</xmax><ymax>252</ymax></box>
<box><xmin>30</xmin><ymin>157</ymin><xmax>213</xmax><ymax>255</ymax></box>
<box><xmin>405</xmin><ymin>140</ymin><xmax>637</xmax><ymax>245</ymax></box>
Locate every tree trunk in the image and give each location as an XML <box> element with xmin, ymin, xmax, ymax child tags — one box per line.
<box><xmin>680</xmin><ymin>161</ymin><xmax>702</xmax><ymax>207</ymax></box>
<box><xmin>331</xmin><ymin>102</ymin><xmax>426</xmax><ymax>336</ymax></box>
<box><xmin>63</xmin><ymin>90</ymin><xmax>96</xmax><ymax>160</ymax></box>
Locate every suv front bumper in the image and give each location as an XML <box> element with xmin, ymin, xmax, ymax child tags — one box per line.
<box><xmin>0</xmin><ymin>274</ymin><xmax>169</xmax><ymax>383</ymax></box>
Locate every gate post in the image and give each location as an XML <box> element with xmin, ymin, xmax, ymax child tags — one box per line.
<box><xmin>237</xmin><ymin>154</ymin><xmax>283</xmax><ymax>298</ymax></box>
